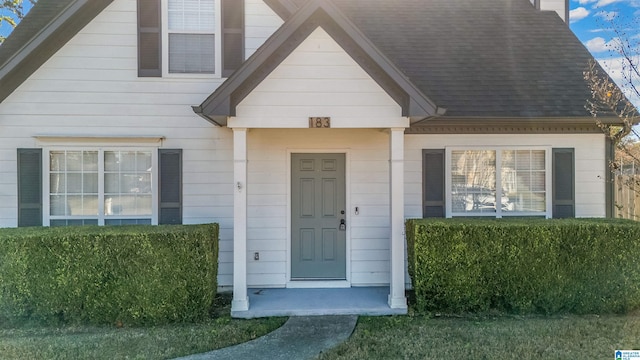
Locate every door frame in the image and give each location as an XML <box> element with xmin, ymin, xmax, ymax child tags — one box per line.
<box><xmin>286</xmin><ymin>148</ymin><xmax>351</xmax><ymax>288</ymax></box>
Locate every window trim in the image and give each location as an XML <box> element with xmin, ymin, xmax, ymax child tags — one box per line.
<box><xmin>161</xmin><ymin>0</ymin><xmax>223</xmax><ymax>78</ymax></box>
<box><xmin>444</xmin><ymin>146</ymin><xmax>552</xmax><ymax>219</ymax></box>
<box><xmin>43</xmin><ymin>147</ymin><xmax>159</xmax><ymax>226</ymax></box>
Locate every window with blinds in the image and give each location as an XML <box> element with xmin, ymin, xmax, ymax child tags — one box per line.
<box><xmin>447</xmin><ymin>148</ymin><xmax>550</xmax><ymax>217</ymax></box>
<box><xmin>168</xmin><ymin>0</ymin><xmax>216</xmax><ymax>74</ymax></box>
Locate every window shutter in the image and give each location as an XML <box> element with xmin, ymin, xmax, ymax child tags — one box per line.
<box><xmin>138</xmin><ymin>0</ymin><xmax>162</xmax><ymax>77</ymax></box>
<box><xmin>423</xmin><ymin>149</ymin><xmax>445</xmax><ymax>218</ymax></box>
<box><xmin>552</xmin><ymin>148</ymin><xmax>575</xmax><ymax>218</ymax></box>
<box><xmin>221</xmin><ymin>0</ymin><xmax>244</xmax><ymax>77</ymax></box>
<box><xmin>159</xmin><ymin>149</ymin><xmax>182</xmax><ymax>225</ymax></box>
<box><xmin>17</xmin><ymin>149</ymin><xmax>42</xmax><ymax>227</ymax></box>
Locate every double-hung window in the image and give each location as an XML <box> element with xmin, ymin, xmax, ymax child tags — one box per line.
<box><xmin>446</xmin><ymin>147</ymin><xmax>552</xmax><ymax>218</ymax></box>
<box><xmin>47</xmin><ymin>149</ymin><xmax>155</xmax><ymax>226</ymax></box>
<box><xmin>167</xmin><ymin>0</ymin><xmax>216</xmax><ymax>74</ymax></box>
<box><xmin>138</xmin><ymin>0</ymin><xmax>244</xmax><ymax>77</ymax></box>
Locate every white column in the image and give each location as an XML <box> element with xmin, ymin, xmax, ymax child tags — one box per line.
<box><xmin>232</xmin><ymin>128</ymin><xmax>249</xmax><ymax>312</ymax></box>
<box><xmin>389</xmin><ymin>128</ymin><xmax>408</xmax><ymax>309</ymax></box>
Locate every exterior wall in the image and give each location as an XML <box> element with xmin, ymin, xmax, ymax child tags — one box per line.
<box><xmin>245</xmin><ymin>129</ymin><xmax>392</xmax><ymax>287</ymax></box>
<box><xmin>234</xmin><ymin>27</ymin><xmax>404</xmax><ymax>128</ymax></box>
<box><xmin>234</xmin><ymin>27</ymin><xmax>405</xmax><ymax>287</ymax></box>
<box><xmin>0</xmin><ymin>0</ymin><xmax>608</xmax><ymax>291</ymax></box>
<box><xmin>0</xmin><ymin>0</ymin><xmax>282</xmax><ymax>287</ymax></box>
<box><xmin>404</xmin><ymin>133</ymin><xmax>607</xmax><ymax>219</ymax></box>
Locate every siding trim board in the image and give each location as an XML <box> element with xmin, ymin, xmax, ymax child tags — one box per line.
<box><xmin>407</xmin><ymin>117</ymin><xmax>617</xmax><ymax>134</ymax></box>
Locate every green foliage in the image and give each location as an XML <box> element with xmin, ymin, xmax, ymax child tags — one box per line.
<box><xmin>0</xmin><ymin>224</ymin><xmax>218</xmax><ymax>326</ymax></box>
<box><xmin>406</xmin><ymin>218</ymin><xmax>640</xmax><ymax>314</ymax></box>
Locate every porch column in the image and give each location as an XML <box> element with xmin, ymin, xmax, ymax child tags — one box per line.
<box><xmin>232</xmin><ymin>128</ymin><xmax>249</xmax><ymax>312</ymax></box>
<box><xmin>389</xmin><ymin>128</ymin><xmax>408</xmax><ymax>309</ymax></box>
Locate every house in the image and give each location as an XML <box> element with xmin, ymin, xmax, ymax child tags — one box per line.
<box><xmin>0</xmin><ymin>0</ymin><xmax>619</xmax><ymax>317</ymax></box>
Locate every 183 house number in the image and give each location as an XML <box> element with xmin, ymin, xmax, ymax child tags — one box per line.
<box><xmin>309</xmin><ymin>117</ymin><xmax>331</xmax><ymax>128</ymax></box>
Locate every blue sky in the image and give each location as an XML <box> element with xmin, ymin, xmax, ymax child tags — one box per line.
<box><xmin>569</xmin><ymin>0</ymin><xmax>640</xmax><ymax>106</ymax></box>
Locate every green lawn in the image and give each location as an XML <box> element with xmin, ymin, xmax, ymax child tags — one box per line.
<box><xmin>318</xmin><ymin>313</ymin><xmax>640</xmax><ymax>360</ymax></box>
<box><xmin>3</xmin><ymin>306</ymin><xmax>640</xmax><ymax>360</ymax></box>
<box><xmin>0</xmin><ymin>294</ymin><xmax>286</xmax><ymax>360</ymax></box>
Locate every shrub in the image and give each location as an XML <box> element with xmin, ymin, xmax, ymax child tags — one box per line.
<box><xmin>0</xmin><ymin>224</ymin><xmax>218</xmax><ymax>326</ymax></box>
<box><xmin>406</xmin><ymin>218</ymin><xmax>640</xmax><ymax>314</ymax></box>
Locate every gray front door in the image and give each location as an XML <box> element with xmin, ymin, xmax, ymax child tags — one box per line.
<box><xmin>291</xmin><ymin>153</ymin><xmax>346</xmax><ymax>280</ymax></box>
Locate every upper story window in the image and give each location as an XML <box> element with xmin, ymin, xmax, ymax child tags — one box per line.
<box><xmin>137</xmin><ymin>0</ymin><xmax>244</xmax><ymax>78</ymax></box>
<box><xmin>167</xmin><ymin>0</ymin><xmax>216</xmax><ymax>74</ymax></box>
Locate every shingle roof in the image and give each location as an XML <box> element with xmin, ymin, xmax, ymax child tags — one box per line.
<box><xmin>332</xmin><ymin>0</ymin><xmax>596</xmax><ymax>118</ymax></box>
<box><xmin>0</xmin><ymin>0</ymin><xmax>617</xmax><ymax>120</ymax></box>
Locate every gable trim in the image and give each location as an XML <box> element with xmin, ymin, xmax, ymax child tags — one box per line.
<box><xmin>193</xmin><ymin>0</ymin><xmax>440</xmax><ymax>126</ymax></box>
<box><xmin>0</xmin><ymin>0</ymin><xmax>114</xmax><ymax>103</ymax></box>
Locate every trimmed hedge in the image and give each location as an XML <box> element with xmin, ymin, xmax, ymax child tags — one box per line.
<box><xmin>0</xmin><ymin>224</ymin><xmax>218</xmax><ymax>326</ymax></box>
<box><xmin>406</xmin><ymin>218</ymin><xmax>640</xmax><ymax>314</ymax></box>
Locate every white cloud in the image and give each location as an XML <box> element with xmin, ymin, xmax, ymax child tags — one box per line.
<box><xmin>598</xmin><ymin>56</ymin><xmax>640</xmax><ymax>108</ymax></box>
<box><xmin>576</xmin><ymin>0</ymin><xmax>597</xmax><ymax>4</ymax></box>
<box><xmin>594</xmin><ymin>0</ymin><xmax>623</xmax><ymax>7</ymax></box>
<box><xmin>595</xmin><ymin>10</ymin><xmax>619</xmax><ymax>20</ymax></box>
<box><xmin>585</xmin><ymin>36</ymin><xmax>620</xmax><ymax>52</ymax></box>
<box><xmin>570</xmin><ymin>7</ymin><xmax>591</xmax><ymax>21</ymax></box>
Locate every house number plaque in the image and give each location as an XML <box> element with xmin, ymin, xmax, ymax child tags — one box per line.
<box><xmin>309</xmin><ymin>117</ymin><xmax>331</xmax><ymax>128</ymax></box>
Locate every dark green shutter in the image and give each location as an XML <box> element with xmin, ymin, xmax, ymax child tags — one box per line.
<box><xmin>552</xmin><ymin>148</ymin><xmax>575</xmax><ymax>218</ymax></box>
<box><xmin>138</xmin><ymin>0</ymin><xmax>161</xmax><ymax>77</ymax></box>
<box><xmin>17</xmin><ymin>149</ymin><xmax>42</xmax><ymax>227</ymax></box>
<box><xmin>423</xmin><ymin>149</ymin><xmax>445</xmax><ymax>218</ymax></box>
<box><xmin>605</xmin><ymin>137</ymin><xmax>615</xmax><ymax>218</ymax></box>
<box><xmin>159</xmin><ymin>149</ymin><xmax>182</xmax><ymax>225</ymax></box>
<box><xmin>221</xmin><ymin>0</ymin><xmax>244</xmax><ymax>77</ymax></box>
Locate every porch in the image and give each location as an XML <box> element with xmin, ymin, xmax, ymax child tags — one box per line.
<box><xmin>231</xmin><ymin>287</ymin><xmax>407</xmax><ymax>318</ymax></box>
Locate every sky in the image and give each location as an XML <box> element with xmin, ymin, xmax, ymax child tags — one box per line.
<box><xmin>569</xmin><ymin>0</ymin><xmax>640</xmax><ymax>107</ymax></box>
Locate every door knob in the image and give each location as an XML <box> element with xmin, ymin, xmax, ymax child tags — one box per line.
<box><xmin>339</xmin><ymin>219</ymin><xmax>346</xmax><ymax>231</ymax></box>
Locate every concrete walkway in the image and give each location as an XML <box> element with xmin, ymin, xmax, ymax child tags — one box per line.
<box><xmin>174</xmin><ymin>315</ymin><xmax>357</xmax><ymax>360</ymax></box>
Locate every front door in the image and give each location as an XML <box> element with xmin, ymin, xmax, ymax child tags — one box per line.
<box><xmin>291</xmin><ymin>153</ymin><xmax>346</xmax><ymax>280</ymax></box>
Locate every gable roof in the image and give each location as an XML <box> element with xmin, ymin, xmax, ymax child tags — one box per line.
<box><xmin>0</xmin><ymin>0</ymin><xmax>114</xmax><ymax>102</ymax></box>
<box><xmin>260</xmin><ymin>0</ymin><xmax>608</xmax><ymax>120</ymax></box>
<box><xmin>329</xmin><ymin>0</ymin><xmax>597</xmax><ymax>119</ymax></box>
<box><xmin>194</xmin><ymin>0</ymin><xmax>441</xmax><ymax>126</ymax></box>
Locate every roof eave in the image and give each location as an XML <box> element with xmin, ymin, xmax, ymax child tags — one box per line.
<box><xmin>0</xmin><ymin>0</ymin><xmax>114</xmax><ymax>103</ymax></box>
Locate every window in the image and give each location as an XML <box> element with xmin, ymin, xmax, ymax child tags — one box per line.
<box><xmin>446</xmin><ymin>148</ymin><xmax>551</xmax><ymax>218</ymax></box>
<box><xmin>138</xmin><ymin>0</ymin><xmax>244</xmax><ymax>77</ymax></box>
<box><xmin>17</xmin><ymin>147</ymin><xmax>182</xmax><ymax>227</ymax></box>
<box><xmin>47</xmin><ymin>150</ymin><xmax>155</xmax><ymax>226</ymax></box>
<box><xmin>168</xmin><ymin>0</ymin><xmax>216</xmax><ymax>74</ymax></box>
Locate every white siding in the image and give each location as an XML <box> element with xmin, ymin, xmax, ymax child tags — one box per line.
<box><xmin>0</xmin><ymin>0</ymin><xmax>282</xmax><ymax>287</ymax></box>
<box><xmin>235</xmin><ymin>27</ymin><xmax>403</xmax><ymax>127</ymax></box>
<box><xmin>245</xmin><ymin>0</ymin><xmax>283</xmax><ymax>58</ymax></box>
<box><xmin>245</xmin><ymin>129</ymin><xmax>392</xmax><ymax>287</ymax></box>
<box><xmin>0</xmin><ymin>0</ymin><xmax>608</xmax><ymax>291</ymax></box>
<box><xmin>404</xmin><ymin>133</ymin><xmax>607</xmax><ymax>219</ymax></box>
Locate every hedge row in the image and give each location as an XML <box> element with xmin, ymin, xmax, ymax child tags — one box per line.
<box><xmin>406</xmin><ymin>218</ymin><xmax>640</xmax><ymax>314</ymax></box>
<box><xmin>0</xmin><ymin>224</ymin><xmax>218</xmax><ymax>326</ymax></box>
